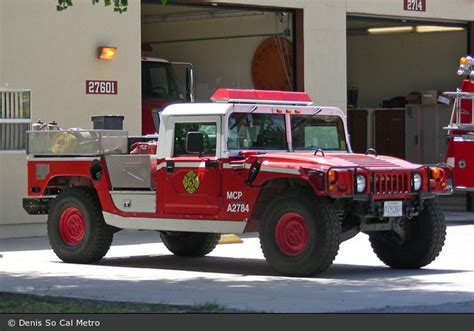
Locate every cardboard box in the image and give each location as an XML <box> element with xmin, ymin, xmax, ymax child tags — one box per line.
<box><xmin>421</xmin><ymin>90</ymin><xmax>438</xmax><ymax>105</ymax></box>
<box><xmin>406</xmin><ymin>92</ymin><xmax>421</xmax><ymax>104</ymax></box>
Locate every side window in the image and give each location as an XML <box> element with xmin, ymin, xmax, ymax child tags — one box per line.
<box><xmin>149</xmin><ymin>66</ymin><xmax>170</xmax><ymax>97</ymax></box>
<box><xmin>228</xmin><ymin>113</ymin><xmax>287</xmax><ymax>150</ymax></box>
<box><xmin>173</xmin><ymin>122</ymin><xmax>217</xmax><ymax>156</ymax></box>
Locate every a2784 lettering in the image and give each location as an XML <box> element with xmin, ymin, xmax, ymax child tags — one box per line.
<box><xmin>226</xmin><ymin>191</ymin><xmax>250</xmax><ymax>213</ymax></box>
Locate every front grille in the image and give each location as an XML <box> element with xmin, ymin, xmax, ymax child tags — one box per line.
<box><xmin>370</xmin><ymin>173</ymin><xmax>410</xmax><ymax>195</ymax></box>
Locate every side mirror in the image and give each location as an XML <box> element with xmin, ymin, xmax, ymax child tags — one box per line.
<box><xmin>186</xmin><ymin>67</ymin><xmax>195</xmax><ymax>103</ymax></box>
<box><xmin>186</xmin><ymin>131</ymin><xmax>204</xmax><ymax>154</ymax></box>
<box><xmin>151</xmin><ymin>108</ymin><xmax>161</xmax><ymax>134</ymax></box>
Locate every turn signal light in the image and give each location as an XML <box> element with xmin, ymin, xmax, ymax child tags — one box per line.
<box><xmin>98</xmin><ymin>47</ymin><xmax>117</xmax><ymax>61</ymax></box>
<box><xmin>430</xmin><ymin>167</ymin><xmax>442</xmax><ymax>180</ymax></box>
<box><xmin>328</xmin><ymin>169</ymin><xmax>337</xmax><ymax>183</ymax></box>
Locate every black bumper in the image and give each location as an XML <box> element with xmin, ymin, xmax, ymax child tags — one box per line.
<box><xmin>23</xmin><ymin>197</ymin><xmax>53</xmax><ymax>215</ymax></box>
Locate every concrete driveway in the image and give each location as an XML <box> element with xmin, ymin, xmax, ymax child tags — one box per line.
<box><xmin>0</xmin><ymin>223</ymin><xmax>473</xmax><ymax>313</ymax></box>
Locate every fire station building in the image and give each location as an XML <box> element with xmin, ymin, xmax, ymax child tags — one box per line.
<box><xmin>0</xmin><ymin>0</ymin><xmax>473</xmax><ymax>238</ymax></box>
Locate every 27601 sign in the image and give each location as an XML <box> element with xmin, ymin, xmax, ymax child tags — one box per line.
<box><xmin>86</xmin><ymin>80</ymin><xmax>118</xmax><ymax>95</ymax></box>
<box><xmin>404</xmin><ymin>0</ymin><xmax>426</xmax><ymax>12</ymax></box>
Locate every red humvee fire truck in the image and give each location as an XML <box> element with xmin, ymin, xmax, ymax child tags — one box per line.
<box><xmin>23</xmin><ymin>89</ymin><xmax>450</xmax><ymax>276</ymax></box>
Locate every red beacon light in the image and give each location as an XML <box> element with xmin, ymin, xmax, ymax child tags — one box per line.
<box><xmin>211</xmin><ymin>89</ymin><xmax>313</xmax><ymax>106</ymax></box>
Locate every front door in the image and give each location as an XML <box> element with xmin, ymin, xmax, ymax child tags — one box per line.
<box><xmin>163</xmin><ymin>120</ymin><xmax>221</xmax><ymax>215</ymax></box>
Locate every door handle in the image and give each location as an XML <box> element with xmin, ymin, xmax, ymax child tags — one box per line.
<box><xmin>166</xmin><ymin>160</ymin><xmax>175</xmax><ymax>173</ymax></box>
<box><xmin>205</xmin><ymin>160</ymin><xmax>218</xmax><ymax>169</ymax></box>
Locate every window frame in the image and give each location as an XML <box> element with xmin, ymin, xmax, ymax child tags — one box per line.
<box><xmin>160</xmin><ymin>115</ymin><xmax>222</xmax><ymax>159</ymax></box>
<box><xmin>0</xmin><ymin>89</ymin><xmax>32</xmax><ymax>153</ymax></box>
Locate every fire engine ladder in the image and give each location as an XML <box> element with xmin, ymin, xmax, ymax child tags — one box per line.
<box><xmin>443</xmin><ymin>90</ymin><xmax>474</xmax><ymax>131</ymax></box>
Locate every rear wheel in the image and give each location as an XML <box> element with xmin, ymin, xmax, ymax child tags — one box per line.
<box><xmin>160</xmin><ymin>232</ymin><xmax>220</xmax><ymax>257</ymax></box>
<box><xmin>48</xmin><ymin>188</ymin><xmax>114</xmax><ymax>263</ymax></box>
<box><xmin>369</xmin><ymin>198</ymin><xmax>446</xmax><ymax>269</ymax></box>
<box><xmin>259</xmin><ymin>192</ymin><xmax>341</xmax><ymax>277</ymax></box>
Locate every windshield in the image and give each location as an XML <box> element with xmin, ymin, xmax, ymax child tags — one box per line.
<box><xmin>142</xmin><ymin>62</ymin><xmax>185</xmax><ymax>101</ymax></box>
<box><xmin>291</xmin><ymin>115</ymin><xmax>347</xmax><ymax>151</ymax></box>
<box><xmin>228</xmin><ymin>113</ymin><xmax>287</xmax><ymax>150</ymax></box>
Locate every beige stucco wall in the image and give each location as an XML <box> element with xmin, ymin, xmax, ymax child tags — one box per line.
<box><xmin>1</xmin><ymin>0</ymin><xmax>141</xmax><ymax>132</ymax></box>
<box><xmin>0</xmin><ymin>0</ymin><xmax>141</xmax><ymax>238</ymax></box>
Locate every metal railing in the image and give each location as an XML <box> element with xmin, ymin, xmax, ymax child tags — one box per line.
<box><xmin>0</xmin><ymin>90</ymin><xmax>32</xmax><ymax>150</ymax></box>
<box><xmin>443</xmin><ymin>90</ymin><xmax>474</xmax><ymax>129</ymax></box>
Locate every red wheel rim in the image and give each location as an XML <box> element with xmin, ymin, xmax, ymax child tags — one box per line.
<box><xmin>275</xmin><ymin>212</ymin><xmax>309</xmax><ymax>256</ymax></box>
<box><xmin>59</xmin><ymin>207</ymin><xmax>85</xmax><ymax>246</ymax></box>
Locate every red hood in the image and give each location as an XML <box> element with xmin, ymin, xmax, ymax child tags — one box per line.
<box><xmin>252</xmin><ymin>152</ymin><xmax>421</xmax><ymax>171</ymax></box>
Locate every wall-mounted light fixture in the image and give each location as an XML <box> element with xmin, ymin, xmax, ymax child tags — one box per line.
<box><xmin>98</xmin><ymin>47</ymin><xmax>117</xmax><ymax>61</ymax></box>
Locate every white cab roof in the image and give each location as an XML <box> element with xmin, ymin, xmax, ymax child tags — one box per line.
<box><xmin>161</xmin><ymin>102</ymin><xmax>346</xmax><ymax>120</ymax></box>
<box><xmin>161</xmin><ymin>103</ymin><xmax>233</xmax><ymax>120</ymax></box>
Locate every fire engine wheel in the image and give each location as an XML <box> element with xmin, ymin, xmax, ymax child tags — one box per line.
<box><xmin>160</xmin><ymin>232</ymin><xmax>221</xmax><ymax>257</ymax></box>
<box><xmin>369</xmin><ymin>198</ymin><xmax>446</xmax><ymax>269</ymax></box>
<box><xmin>259</xmin><ymin>193</ymin><xmax>341</xmax><ymax>277</ymax></box>
<box><xmin>48</xmin><ymin>188</ymin><xmax>114</xmax><ymax>264</ymax></box>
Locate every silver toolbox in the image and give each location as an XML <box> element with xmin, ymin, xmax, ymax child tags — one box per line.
<box><xmin>27</xmin><ymin>130</ymin><xmax>128</xmax><ymax>156</ymax></box>
<box><xmin>105</xmin><ymin>155</ymin><xmax>152</xmax><ymax>189</ymax></box>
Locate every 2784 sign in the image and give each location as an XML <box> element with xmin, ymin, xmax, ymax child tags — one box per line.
<box><xmin>404</xmin><ymin>0</ymin><xmax>426</xmax><ymax>12</ymax></box>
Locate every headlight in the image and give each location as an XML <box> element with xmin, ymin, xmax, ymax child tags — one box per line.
<box><xmin>413</xmin><ymin>173</ymin><xmax>422</xmax><ymax>191</ymax></box>
<box><xmin>356</xmin><ymin>174</ymin><xmax>366</xmax><ymax>193</ymax></box>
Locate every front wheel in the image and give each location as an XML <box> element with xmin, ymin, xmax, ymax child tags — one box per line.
<box><xmin>48</xmin><ymin>188</ymin><xmax>114</xmax><ymax>263</ymax></box>
<box><xmin>160</xmin><ymin>232</ymin><xmax>221</xmax><ymax>257</ymax></box>
<box><xmin>369</xmin><ymin>198</ymin><xmax>446</xmax><ymax>269</ymax></box>
<box><xmin>259</xmin><ymin>192</ymin><xmax>341</xmax><ymax>277</ymax></box>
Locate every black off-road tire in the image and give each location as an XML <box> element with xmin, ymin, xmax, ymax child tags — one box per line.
<box><xmin>259</xmin><ymin>192</ymin><xmax>341</xmax><ymax>277</ymax></box>
<box><xmin>160</xmin><ymin>232</ymin><xmax>221</xmax><ymax>257</ymax></box>
<box><xmin>369</xmin><ymin>198</ymin><xmax>446</xmax><ymax>269</ymax></box>
<box><xmin>48</xmin><ymin>187</ymin><xmax>114</xmax><ymax>263</ymax></box>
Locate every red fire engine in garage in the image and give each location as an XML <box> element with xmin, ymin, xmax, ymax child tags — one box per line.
<box><xmin>141</xmin><ymin>56</ymin><xmax>194</xmax><ymax>135</ymax></box>
<box><xmin>444</xmin><ymin>56</ymin><xmax>474</xmax><ymax>191</ymax></box>
<box><xmin>23</xmin><ymin>89</ymin><xmax>450</xmax><ymax>277</ymax></box>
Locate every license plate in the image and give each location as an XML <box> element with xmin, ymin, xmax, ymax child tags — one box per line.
<box><xmin>383</xmin><ymin>201</ymin><xmax>403</xmax><ymax>217</ymax></box>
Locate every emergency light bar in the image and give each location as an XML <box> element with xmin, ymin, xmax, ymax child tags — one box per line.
<box><xmin>211</xmin><ymin>89</ymin><xmax>313</xmax><ymax>106</ymax></box>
